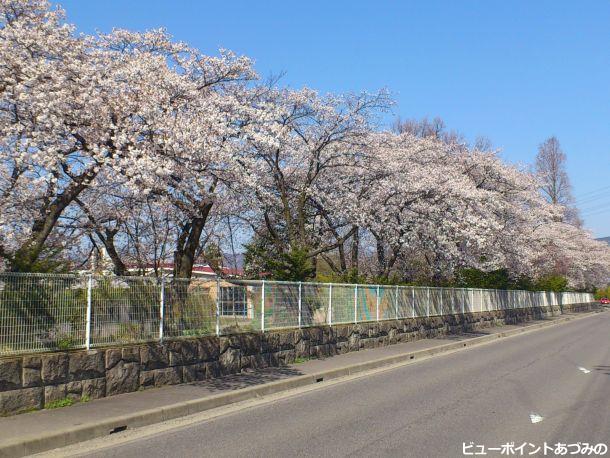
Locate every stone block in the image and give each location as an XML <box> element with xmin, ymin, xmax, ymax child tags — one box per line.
<box><xmin>0</xmin><ymin>359</ymin><xmax>22</xmax><ymax>391</ymax></box>
<box><xmin>41</xmin><ymin>353</ymin><xmax>68</xmax><ymax>385</ymax></box>
<box><xmin>378</xmin><ymin>335</ymin><xmax>390</xmax><ymax>347</ymax></box>
<box><xmin>362</xmin><ymin>323</ymin><xmax>379</xmax><ymax>339</ymax></box>
<box><xmin>334</xmin><ymin>325</ymin><xmax>351</xmax><ymax>340</ymax></box>
<box><xmin>278</xmin><ymin>330</ymin><xmax>297</xmax><ymax>349</ymax></box>
<box><xmin>168</xmin><ymin>341</ymin><xmax>183</xmax><ymax>366</ymax></box>
<box><xmin>204</xmin><ymin>361</ymin><xmax>220</xmax><ymax>379</ymax></box>
<box><xmin>106</xmin><ymin>361</ymin><xmax>139</xmax><ymax>396</ymax></box>
<box><xmin>140</xmin><ymin>343</ymin><xmax>169</xmax><ymax>371</ymax></box>
<box><xmin>219</xmin><ymin>335</ymin><xmax>240</xmax><ymax>355</ymax></box>
<box><xmin>22</xmin><ymin>366</ymin><xmax>41</xmax><ymax>388</ymax></box>
<box><xmin>360</xmin><ymin>338</ymin><xmax>376</xmax><ymax>350</ymax></box>
<box><xmin>22</xmin><ymin>355</ymin><xmax>41</xmax><ymax>369</ymax></box>
<box><xmin>105</xmin><ymin>348</ymin><xmax>122</xmax><ymax>370</ymax></box>
<box><xmin>139</xmin><ymin>371</ymin><xmax>155</xmax><ymax>389</ymax></box>
<box><xmin>219</xmin><ymin>347</ymin><xmax>240</xmax><ymax>375</ymax></box>
<box><xmin>295</xmin><ymin>339</ymin><xmax>310</xmax><ymax>359</ymax></box>
<box><xmin>69</xmin><ymin>351</ymin><xmax>104</xmax><ymax>380</ymax></box>
<box><xmin>378</xmin><ymin>321</ymin><xmax>393</xmax><ymax>335</ymax></box>
<box><xmin>348</xmin><ymin>333</ymin><xmax>360</xmax><ymax>352</ymax></box>
<box><xmin>261</xmin><ymin>332</ymin><xmax>279</xmax><ymax>353</ymax></box>
<box><xmin>22</xmin><ymin>356</ymin><xmax>41</xmax><ymax>388</ymax></box>
<box><xmin>271</xmin><ymin>349</ymin><xmax>295</xmax><ymax>366</ymax></box>
<box><xmin>182</xmin><ymin>363</ymin><xmax>206</xmax><ymax>382</ymax></box>
<box><xmin>198</xmin><ymin>336</ymin><xmax>220</xmax><ymax>362</ymax></box>
<box><xmin>122</xmin><ymin>346</ymin><xmax>140</xmax><ymax>363</ymax></box>
<box><xmin>153</xmin><ymin>367</ymin><xmax>182</xmax><ymax>387</ymax></box>
<box><xmin>66</xmin><ymin>381</ymin><xmax>82</xmax><ymax>401</ymax></box>
<box><xmin>336</xmin><ymin>341</ymin><xmax>349</xmax><ymax>354</ymax></box>
<box><xmin>395</xmin><ymin>332</ymin><xmax>408</xmax><ymax>343</ymax></box>
<box><xmin>44</xmin><ymin>384</ymin><xmax>67</xmax><ymax>405</ymax></box>
<box><xmin>240</xmin><ymin>354</ymin><xmax>267</xmax><ymax>371</ymax></box>
<box><xmin>306</xmin><ymin>327</ymin><xmax>324</xmax><ymax>345</ymax></box>
<box><xmin>82</xmin><ymin>377</ymin><xmax>106</xmax><ymax>399</ymax></box>
<box><xmin>257</xmin><ymin>353</ymin><xmax>271</xmax><ymax>369</ymax></box>
<box><xmin>310</xmin><ymin>344</ymin><xmax>330</xmax><ymax>358</ymax></box>
<box><xmin>0</xmin><ymin>387</ymin><xmax>43</xmax><ymax>415</ymax></box>
<box><xmin>240</xmin><ymin>333</ymin><xmax>261</xmax><ymax>356</ymax></box>
<box><xmin>181</xmin><ymin>340</ymin><xmax>199</xmax><ymax>365</ymax></box>
<box><xmin>322</xmin><ymin>327</ymin><xmax>334</xmax><ymax>344</ymax></box>
<box><xmin>404</xmin><ymin>321</ymin><xmax>418</xmax><ymax>334</ymax></box>
<box><xmin>282</xmin><ymin>349</ymin><xmax>296</xmax><ymax>365</ymax></box>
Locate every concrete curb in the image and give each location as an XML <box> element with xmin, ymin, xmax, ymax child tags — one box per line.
<box><xmin>0</xmin><ymin>310</ymin><xmax>601</xmax><ymax>457</ymax></box>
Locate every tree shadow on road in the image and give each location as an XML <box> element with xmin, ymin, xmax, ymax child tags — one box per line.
<box><xmin>436</xmin><ymin>331</ymin><xmax>490</xmax><ymax>341</ymax></box>
<box><xmin>187</xmin><ymin>366</ymin><xmax>304</xmax><ymax>393</ymax></box>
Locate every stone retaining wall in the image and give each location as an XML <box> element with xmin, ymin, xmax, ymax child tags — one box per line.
<box><xmin>0</xmin><ymin>302</ymin><xmax>598</xmax><ymax>415</ymax></box>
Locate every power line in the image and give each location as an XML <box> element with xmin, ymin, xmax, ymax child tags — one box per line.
<box><xmin>580</xmin><ymin>201</ymin><xmax>610</xmax><ymax>215</ymax></box>
<box><xmin>580</xmin><ymin>206</ymin><xmax>610</xmax><ymax>218</ymax></box>
<box><xmin>575</xmin><ymin>191</ymin><xmax>610</xmax><ymax>206</ymax></box>
<box><xmin>575</xmin><ymin>184</ymin><xmax>610</xmax><ymax>202</ymax></box>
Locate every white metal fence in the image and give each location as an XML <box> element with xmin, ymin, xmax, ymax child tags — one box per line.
<box><xmin>0</xmin><ymin>273</ymin><xmax>594</xmax><ymax>356</ymax></box>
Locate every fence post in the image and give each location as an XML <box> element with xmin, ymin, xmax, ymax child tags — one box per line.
<box><xmin>159</xmin><ymin>276</ymin><xmax>165</xmax><ymax>342</ymax></box>
<box><xmin>439</xmin><ymin>287</ymin><xmax>444</xmax><ymax>315</ymax></box>
<box><xmin>395</xmin><ymin>286</ymin><xmax>399</xmax><ymax>320</ymax></box>
<box><xmin>376</xmin><ymin>285</ymin><xmax>380</xmax><ymax>321</ymax></box>
<box><xmin>261</xmin><ymin>280</ymin><xmax>266</xmax><ymax>332</ymax></box>
<box><xmin>480</xmin><ymin>289</ymin><xmax>483</xmax><ymax>313</ymax></box>
<box><xmin>354</xmin><ymin>284</ymin><xmax>358</xmax><ymax>323</ymax></box>
<box><xmin>298</xmin><ymin>281</ymin><xmax>302</xmax><ymax>328</ymax></box>
<box><xmin>427</xmin><ymin>287</ymin><xmax>430</xmax><ymax>317</ymax></box>
<box><xmin>215</xmin><ymin>277</ymin><xmax>220</xmax><ymax>336</ymax></box>
<box><xmin>461</xmin><ymin>288</ymin><xmax>465</xmax><ymax>314</ymax></box>
<box><xmin>85</xmin><ymin>274</ymin><xmax>92</xmax><ymax>350</ymax></box>
<box><xmin>412</xmin><ymin>287</ymin><xmax>416</xmax><ymax>318</ymax></box>
<box><xmin>328</xmin><ymin>284</ymin><xmax>333</xmax><ymax>326</ymax></box>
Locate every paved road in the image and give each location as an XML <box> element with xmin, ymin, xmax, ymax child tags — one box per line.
<box><xmin>77</xmin><ymin>312</ymin><xmax>610</xmax><ymax>458</ymax></box>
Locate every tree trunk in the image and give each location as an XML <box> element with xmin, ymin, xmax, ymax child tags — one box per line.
<box><xmin>11</xmin><ymin>170</ymin><xmax>96</xmax><ymax>271</ymax></box>
<box><xmin>98</xmin><ymin>228</ymin><xmax>128</xmax><ymax>277</ymax></box>
<box><xmin>173</xmin><ymin>211</ymin><xmax>212</xmax><ymax>279</ymax></box>
<box><xmin>375</xmin><ymin>235</ymin><xmax>387</xmax><ymax>278</ymax></box>
<box><xmin>350</xmin><ymin>227</ymin><xmax>359</xmax><ymax>275</ymax></box>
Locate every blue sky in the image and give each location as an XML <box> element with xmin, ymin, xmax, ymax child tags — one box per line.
<box><xmin>57</xmin><ymin>0</ymin><xmax>610</xmax><ymax>237</ymax></box>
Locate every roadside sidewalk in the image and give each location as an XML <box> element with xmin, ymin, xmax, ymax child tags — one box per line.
<box><xmin>0</xmin><ymin>311</ymin><xmax>600</xmax><ymax>457</ymax></box>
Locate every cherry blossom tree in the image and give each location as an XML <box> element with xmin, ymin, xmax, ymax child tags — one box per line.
<box><xmin>1</xmin><ymin>0</ymin><xmax>608</xmax><ymax>290</ymax></box>
<box><xmin>0</xmin><ymin>0</ymin><xmax>186</xmax><ymax>270</ymax></box>
<box><xmin>237</xmin><ymin>87</ymin><xmax>391</xmax><ymax>280</ymax></box>
<box><xmin>0</xmin><ymin>0</ymin><xmax>256</xmax><ymax>277</ymax></box>
<box><xmin>528</xmin><ymin>222</ymin><xmax>610</xmax><ymax>290</ymax></box>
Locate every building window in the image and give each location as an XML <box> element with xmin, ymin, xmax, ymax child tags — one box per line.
<box><xmin>220</xmin><ymin>286</ymin><xmax>247</xmax><ymax>316</ymax></box>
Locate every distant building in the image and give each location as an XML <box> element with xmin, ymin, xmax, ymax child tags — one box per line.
<box><xmin>126</xmin><ymin>263</ymin><xmax>243</xmax><ymax>278</ymax></box>
<box><xmin>596</xmin><ymin>236</ymin><xmax>610</xmax><ymax>246</ymax></box>
<box><xmin>82</xmin><ymin>247</ymin><xmax>244</xmax><ymax>278</ymax></box>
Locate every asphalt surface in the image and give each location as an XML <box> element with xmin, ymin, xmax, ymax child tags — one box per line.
<box><xmin>68</xmin><ymin>312</ymin><xmax>610</xmax><ymax>458</ymax></box>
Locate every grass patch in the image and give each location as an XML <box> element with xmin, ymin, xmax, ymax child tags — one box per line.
<box><xmin>293</xmin><ymin>356</ymin><xmax>311</xmax><ymax>364</ymax></box>
<box><xmin>45</xmin><ymin>397</ymin><xmax>75</xmax><ymax>409</ymax></box>
<box><xmin>21</xmin><ymin>406</ymin><xmax>40</xmax><ymax>414</ymax></box>
<box><xmin>80</xmin><ymin>394</ymin><xmax>91</xmax><ymax>403</ymax></box>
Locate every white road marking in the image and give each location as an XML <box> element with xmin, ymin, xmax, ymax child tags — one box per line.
<box><xmin>578</xmin><ymin>367</ymin><xmax>591</xmax><ymax>374</ymax></box>
<box><xmin>529</xmin><ymin>413</ymin><xmax>544</xmax><ymax>424</ymax></box>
